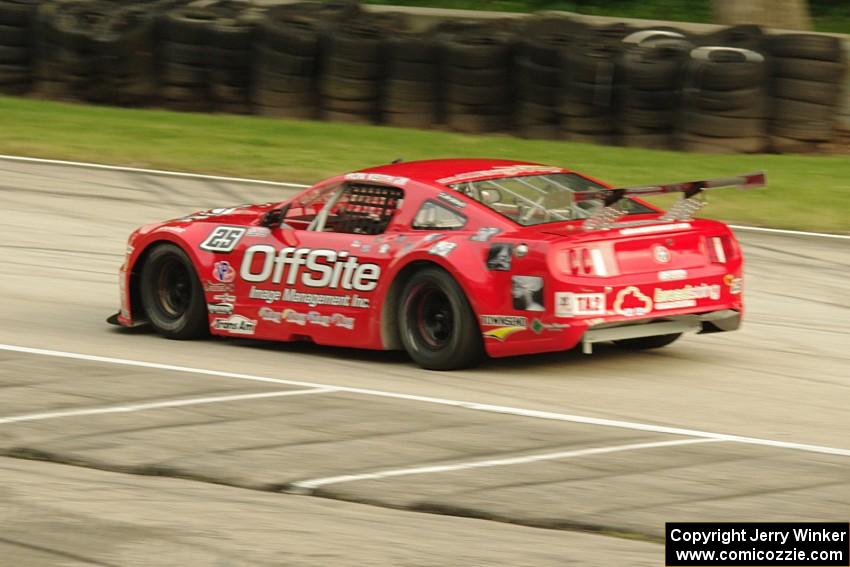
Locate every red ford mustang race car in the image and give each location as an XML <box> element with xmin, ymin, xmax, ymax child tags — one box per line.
<box><xmin>110</xmin><ymin>159</ymin><xmax>764</xmax><ymax>370</ymax></box>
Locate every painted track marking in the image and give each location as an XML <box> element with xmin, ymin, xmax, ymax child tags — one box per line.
<box><xmin>287</xmin><ymin>438</ymin><xmax>722</xmax><ymax>493</ymax></box>
<box><xmin>0</xmin><ymin>387</ymin><xmax>333</xmax><ymax>425</ymax></box>
<box><xmin>2</xmin><ymin>344</ymin><xmax>849</xmax><ymax>458</ymax></box>
<box><xmin>0</xmin><ymin>154</ymin><xmax>846</xmax><ymax>239</ymax></box>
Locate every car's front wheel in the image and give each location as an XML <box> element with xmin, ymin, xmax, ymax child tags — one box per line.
<box><xmin>140</xmin><ymin>243</ymin><xmax>208</xmax><ymax>339</ymax></box>
<box><xmin>613</xmin><ymin>333</ymin><xmax>682</xmax><ymax>350</ymax></box>
<box><xmin>399</xmin><ymin>267</ymin><xmax>484</xmax><ymax>370</ymax></box>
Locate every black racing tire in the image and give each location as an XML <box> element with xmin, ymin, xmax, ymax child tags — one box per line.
<box><xmin>446</xmin><ymin>111</ymin><xmax>510</xmax><ymax>133</ymax></box>
<box><xmin>442</xmin><ymin>33</ymin><xmax>513</xmax><ymax>69</ymax></box>
<box><xmin>382</xmin><ymin>97</ymin><xmax>437</xmax><ymax>114</ymax></box>
<box><xmin>767</xmin><ymin>33</ymin><xmax>844</xmax><ymax>62</ymax></box>
<box><xmin>398</xmin><ymin>267</ymin><xmax>484</xmax><ymax>370</ymax></box>
<box><xmin>681</xmin><ymin>86</ymin><xmax>764</xmax><ymax>112</ymax></box>
<box><xmin>385</xmin><ymin>59</ymin><xmax>437</xmax><ymax>82</ymax></box>
<box><xmin>321</xmin><ymin>109</ymin><xmax>375</xmax><ymax>124</ymax></box>
<box><xmin>159</xmin><ymin>7</ymin><xmax>217</xmax><ymax>44</ymax></box>
<box><xmin>324</xmin><ymin>56</ymin><xmax>382</xmax><ymax>80</ymax></box>
<box><xmin>613</xmin><ymin>333</ymin><xmax>681</xmax><ymax>350</ymax></box>
<box><xmin>319</xmin><ymin>76</ymin><xmax>378</xmax><ymax>101</ymax></box>
<box><xmin>445</xmin><ymin>82</ymin><xmax>511</xmax><ymax>105</ymax></box>
<box><xmin>159</xmin><ymin>41</ymin><xmax>207</xmax><ymax>66</ymax></box>
<box><xmin>140</xmin><ymin>243</ymin><xmax>208</xmax><ymax>339</ymax></box>
<box><xmin>772</xmin><ymin>56</ymin><xmax>847</xmax><ymax>83</ymax></box>
<box><xmin>0</xmin><ymin>22</ymin><xmax>27</xmax><ymax>45</ymax></box>
<box><xmin>772</xmin><ymin>77</ymin><xmax>841</xmax><ymax>106</ymax></box>
<box><xmin>0</xmin><ymin>0</ymin><xmax>37</xmax><ymax>26</ymax></box>
<box><xmin>0</xmin><ymin>44</ymin><xmax>27</xmax><ymax>63</ymax></box>
<box><xmin>685</xmin><ymin>48</ymin><xmax>766</xmax><ymax>90</ymax></box>
<box><xmin>257</xmin><ymin>14</ymin><xmax>321</xmax><ymax>57</ymax></box>
<box><xmin>386</xmin><ymin>33</ymin><xmax>438</xmax><ymax>63</ymax></box>
<box><xmin>257</xmin><ymin>47</ymin><xmax>316</xmax><ymax>76</ymax></box>
<box><xmin>383</xmin><ymin>79</ymin><xmax>437</xmax><ymax>102</ymax></box>
<box><xmin>443</xmin><ymin>64</ymin><xmax>508</xmax><ymax>86</ymax></box>
<box><xmin>681</xmin><ymin>111</ymin><xmax>765</xmax><ymax>138</ymax></box>
<box><xmin>383</xmin><ymin>110</ymin><xmax>438</xmax><ymax>129</ymax></box>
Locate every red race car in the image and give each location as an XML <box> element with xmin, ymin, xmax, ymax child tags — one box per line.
<box><xmin>110</xmin><ymin>159</ymin><xmax>764</xmax><ymax>370</ymax></box>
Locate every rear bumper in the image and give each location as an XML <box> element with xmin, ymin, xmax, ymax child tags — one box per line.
<box><xmin>580</xmin><ymin>309</ymin><xmax>740</xmax><ymax>353</ymax></box>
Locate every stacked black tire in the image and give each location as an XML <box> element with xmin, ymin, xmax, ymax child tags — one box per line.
<box><xmin>440</xmin><ymin>21</ymin><xmax>515</xmax><ymax>134</ymax></box>
<box><xmin>319</xmin><ymin>14</ymin><xmax>395</xmax><ymax>124</ymax></box>
<box><xmin>254</xmin><ymin>2</ymin><xmax>358</xmax><ymax>120</ymax></box>
<box><xmin>679</xmin><ymin>48</ymin><xmax>769</xmax><ymax>153</ymax></box>
<box><xmin>36</xmin><ymin>1</ymin><xmax>158</xmax><ymax>105</ymax></box>
<box><xmin>513</xmin><ymin>17</ymin><xmax>579</xmax><ymax>140</ymax></box>
<box><xmin>767</xmin><ymin>34</ymin><xmax>847</xmax><ymax>152</ymax></box>
<box><xmin>158</xmin><ymin>7</ymin><xmax>217</xmax><ymax>112</ymax></box>
<box><xmin>207</xmin><ymin>10</ymin><xmax>259</xmax><ymax>114</ymax></box>
<box><xmin>619</xmin><ymin>30</ymin><xmax>692</xmax><ymax>150</ymax></box>
<box><xmin>0</xmin><ymin>0</ymin><xmax>38</xmax><ymax>95</ymax></box>
<box><xmin>558</xmin><ymin>25</ymin><xmax>633</xmax><ymax>145</ymax></box>
<box><xmin>381</xmin><ymin>31</ymin><xmax>440</xmax><ymax>129</ymax></box>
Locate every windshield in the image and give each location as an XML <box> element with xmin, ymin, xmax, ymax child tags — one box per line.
<box><xmin>450</xmin><ymin>173</ymin><xmax>654</xmax><ymax>226</ymax></box>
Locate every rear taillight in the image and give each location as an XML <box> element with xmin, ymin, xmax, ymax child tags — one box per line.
<box><xmin>707</xmin><ymin>235</ymin><xmax>733</xmax><ymax>263</ymax></box>
<box><xmin>559</xmin><ymin>245</ymin><xmax>617</xmax><ymax>276</ymax></box>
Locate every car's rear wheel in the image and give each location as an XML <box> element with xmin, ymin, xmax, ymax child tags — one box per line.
<box><xmin>613</xmin><ymin>333</ymin><xmax>681</xmax><ymax>350</ymax></box>
<box><xmin>399</xmin><ymin>267</ymin><xmax>484</xmax><ymax>370</ymax></box>
<box><xmin>140</xmin><ymin>243</ymin><xmax>208</xmax><ymax>339</ymax></box>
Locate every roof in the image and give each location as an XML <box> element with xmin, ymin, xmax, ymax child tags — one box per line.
<box><xmin>356</xmin><ymin>159</ymin><xmax>569</xmax><ymax>186</ymax></box>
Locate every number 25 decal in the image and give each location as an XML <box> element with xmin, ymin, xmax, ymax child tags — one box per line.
<box><xmin>200</xmin><ymin>226</ymin><xmax>247</xmax><ymax>253</ymax></box>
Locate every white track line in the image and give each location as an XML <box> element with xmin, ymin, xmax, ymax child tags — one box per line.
<box><xmin>1</xmin><ymin>344</ymin><xmax>849</xmax><ymax>458</ymax></box>
<box><xmin>0</xmin><ymin>154</ymin><xmax>309</xmax><ymax>188</ymax></box>
<box><xmin>0</xmin><ymin>154</ymin><xmax>846</xmax><ymax>239</ymax></box>
<box><xmin>0</xmin><ymin>387</ymin><xmax>332</xmax><ymax>425</ymax></box>
<box><xmin>288</xmin><ymin>438</ymin><xmax>722</xmax><ymax>493</ymax></box>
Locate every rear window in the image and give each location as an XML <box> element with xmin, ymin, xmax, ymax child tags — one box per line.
<box><xmin>450</xmin><ymin>173</ymin><xmax>653</xmax><ymax>226</ymax></box>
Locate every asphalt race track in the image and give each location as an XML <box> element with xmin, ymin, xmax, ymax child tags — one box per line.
<box><xmin>1</xmin><ymin>158</ymin><xmax>848</xmax><ymax>566</ymax></box>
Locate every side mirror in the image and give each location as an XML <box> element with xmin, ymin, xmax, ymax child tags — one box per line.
<box><xmin>260</xmin><ymin>201</ymin><xmax>292</xmax><ymax>227</ymax></box>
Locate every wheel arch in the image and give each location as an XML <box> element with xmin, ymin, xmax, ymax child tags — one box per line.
<box><xmin>128</xmin><ymin>238</ymin><xmax>200</xmax><ymax>323</ymax></box>
<box><xmin>380</xmin><ymin>259</ymin><xmax>484</xmax><ymax>351</ymax></box>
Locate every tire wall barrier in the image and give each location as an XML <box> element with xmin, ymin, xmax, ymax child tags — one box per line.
<box><xmin>0</xmin><ymin>0</ymin><xmax>847</xmax><ymax>154</ymax></box>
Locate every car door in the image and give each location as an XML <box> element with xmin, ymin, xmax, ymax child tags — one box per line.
<box><xmin>233</xmin><ymin>182</ymin><xmax>404</xmax><ymax>347</ymax></box>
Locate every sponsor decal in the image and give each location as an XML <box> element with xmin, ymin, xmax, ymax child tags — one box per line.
<box><xmin>422</xmin><ymin>233</ymin><xmax>444</xmax><ymax>243</ymax></box>
<box><xmin>361</xmin><ymin>244</ymin><xmax>371</xmax><ymax>253</ymax></box>
<box><xmin>249</xmin><ymin>286</ymin><xmax>281</xmax><ymax>303</ymax></box>
<box><xmin>530</xmin><ymin>318</ymin><xmax>570</xmax><ymax>334</ymax></box>
<box><xmin>279</xmin><ymin>308</ymin><xmax>355</xmax><ymax>330</ymax></box>
<box><xmin>378</xmin><ymin>243</ymin><xmax>391</xmax><ymax>254</ymax></box>
<box><xmin>512</xmin><ymin>276</ymin><xmax>544</xmax><ymax>312</ymax></box>
<box><xmin>246</xmin><ymin>226</ymin><xmax>271</xmax><ymax>237</ymax></box>
<box><xmin>469</xmin><ymin>227</ymin><xmax>501</xmax><ymax>242</ymax></box>
<box><xmin>437</xmin><ymin>165</ymin><xmax>562</xmax><ymax>185</ymax></box>
<box><xmin>437</xmin><ymin>192</ymin><xmax>467</xmax><ymax>209</ymax></box>
<box><xmin>724</xmin><ymin>274</ymin><xmax>743</xmax><ymax>294</ymax></box>
<box><xmin>351</xmin><ymin>240</ymin><xmax>361</xmax><ymax>248</ymax></box>
<box><xmin>344</xmin><ymin>172</ymin><xmax>409</xmax><ymax>186</ymax></box>
<box><xmin>200</xmin><ymin>226</ymin><xmax>246</xmax><ymax>253</ymax></box>
<box><xmin>211</xmin><ymin>314</ymin><xmax>256</xmax><ymax>334</ymax></box>
<box><xmin>208</xmin><ymin>302</ymin><xmax>233</xmax><ymax>315</ymax></box>
<box><xmin>659</xmin><ymin>269</ymin><xmax>687</xmax><ymax>281</ymax></box>
<box><xmin>429</xmin><ymin>241</ymin><xmax>457</xmax><ymax>257</ymax></box>
<box><xmin>487</xmin><ymin>243</ymin><xmax>513</xmax><ymax>271</ymax></box>
<box><xmin>555</xmin><ymin>292</ymin><xmax>606</xmax><ymax>317</ymax></box>
<box><xmin>213</xmin><ymin>260</ymin><xmax>236</xmax><ymax>283</ymax></box>
<box><xmin>481</xmin><ymin>315</ymin><xmax>528</xmax><ymax>327</ymax></box>
<box><xmin>480</xmin><ymin>315</ymin><xmax>528</xmax><ymax>341</ymax></box>
<box><xmin>205</xmin><ymin>281</ymin><xmax>233</xmax><ymax>293</ymax></box>
<box><xmin>614</xmin><ymin>286</ymin><xmax>652</xmax><ymax>317</ymax></box>
<box><xmin>213</xmin><ymin>293</ymin><xmax>236</xmax><ymax>303</ymax></box>
<box><xmin>259</xmin><ymin>306</ymin><xmax>282</xmax><ymax>323</ymax></box>
<box><xmin>654</xmin><ymin>283</ymin><xmax>720</xmax><ymax>310</ymax></box>
<box><xmin>653</xmin><ymin>245</ymin><xmax>671</xmax><ymax>263</ymax></box>
<box><xmin>240</xmin><ymin>245</ymin><xmax>380</xmax><ymax>292</ymax></box>
<box><xmin>284</xmin><ymin>288</ymin><xmax>370</xmax><ymax>308</ymax></box>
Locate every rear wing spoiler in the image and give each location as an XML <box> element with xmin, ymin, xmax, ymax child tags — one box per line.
<box><xmin>580</xmin><ymin>172</ymin><xmax>766</xmax><ymax>230</ymax></box>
